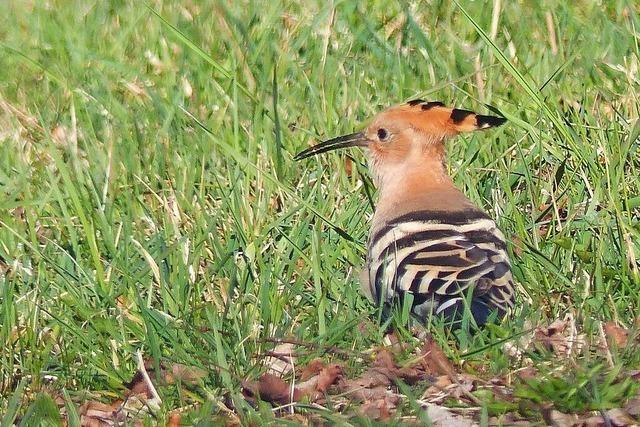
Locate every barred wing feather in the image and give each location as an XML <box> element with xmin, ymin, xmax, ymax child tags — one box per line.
<box><xmin>366</xmin><ymin>210</ymin><xmax>515</xmax><ymax>324</ymax></box>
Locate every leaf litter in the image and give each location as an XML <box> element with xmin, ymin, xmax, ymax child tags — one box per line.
<box><xmin>39</xmin><ymin>318</ymin><xmax>640</xmax><ymax>425</ymax></box>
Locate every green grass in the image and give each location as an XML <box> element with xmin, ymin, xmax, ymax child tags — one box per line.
<box><xmin>1</xmin><ymin>0</ymin><xmax>639</xmax><ymax>424</ymax></box>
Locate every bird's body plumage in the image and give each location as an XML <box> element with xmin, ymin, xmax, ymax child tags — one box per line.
<box><xmin>295</xmin><ymin>99</ymin><xmax>516</xmax><ymax>326</ymax></box>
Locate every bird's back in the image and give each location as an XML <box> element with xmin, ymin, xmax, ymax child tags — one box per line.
<box><xmin>363</xmin><ymin>190</ymin><xmax>515</xmax><ymax>326</ymax></box>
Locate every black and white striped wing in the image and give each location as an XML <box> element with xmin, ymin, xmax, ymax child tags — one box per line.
<box><xmin>366</xmin><ymin>211</ymin><xmax>515</xmax><ymax>323</ymax></box>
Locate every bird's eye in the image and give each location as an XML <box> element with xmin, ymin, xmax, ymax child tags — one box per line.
<box><xmin>377</xmin><ymin>128</ymin><xmax>389</xmax><ymax>141</ymax></box>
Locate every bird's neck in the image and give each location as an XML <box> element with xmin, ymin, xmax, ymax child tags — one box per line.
<box><xmin>371</xmin><ymin>157</ymin><xmax>474</xmax><ymax>227</ymax></box>
<box><xmin>372</xmin><ymin>152</ymin><xmax>454</xmax><ymax>197</ymax></box>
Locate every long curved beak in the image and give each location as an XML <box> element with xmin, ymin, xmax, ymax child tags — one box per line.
<box><xmin>294</xmin><ymin>132</ymin><xmax>368</xmax><ymax>161</ymax></box>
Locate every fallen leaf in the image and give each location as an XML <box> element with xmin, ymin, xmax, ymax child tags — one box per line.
<box><xmin>126</xmin><ymin>370</ymin><xmax>152</xmax><ymax>398</ymax></box>
<box><xmin>128</xmin><ymin>360</ymin><xmax>206</xmax><ymax>391</ymax></box>
<box><xmin>449</xmin><ymin>375</ymin><xmax>475</xmax><ymax>400</ymax></box>
<box><xmin>374</xmin><ymin>348</ymin><xmax>396</xmax><ymax>371</ymax></box>
<box><xmin>360</xmin><ymin>396</ymin><xmax>396</xmax><ymax>421</ymax></box>
<box><xmin>163</xmin><ymin>362</ymin><xmax>207</xmax><ymax>385</ymax></box>
<box><xmin>624</xmin><ymin>397</ymin><xmax>640</xmax><ymax>418</ymax></box>
<box><xmin>423</xmin><ymin>375</ymin><xmax>453</xmax><ymax>400</ymax></box>
<box><xmin>300</xmin><ymin>358</ymin><xmax>325</xmax><ymax>381</ymax></box>
<box><xmin>488</xmin><ymin>413</ymin><xmax>530</xmax><ymax>426</ymax></box>
<box><xmin>344</xmin><ymin>157</ymin><xmax>353</xmax><ymax>177</ymax></box>
<box><xmin>420</xmin><ymin>336</ymin><xmax>456</xmax><ymax>377</ymax></box>
<box><xmin>337</xmin><ymin>371</ymin><xmax>391</xmax><ymax>400</ymax></box>
<box><xmin>315</xmin><ymin>364</ymin><xmax>343</xmax><ymax>393</ymax></box>
<box><xmin>167</xmin><ymin>413</ymin><xmax>181</xmax><ymax>427</ymax></box>
<box><xmin>534</xmin><ymin>319</ymin><xmax>568</xmax><ymax>353</ymax></box>
<box><xmin>516</xmin><ymin>367</ymin><xmax>538</xmax><ymax>381</ymax></box>
<box><xmin>581</xmin><ymin>415</ymin><xmax>605</xmax><ymax>427</ymax></box>
<box><xmin>343</xmin><ymin>347</ymin><xmax>426</xmax><ymax>393</ymax></box>
<box><xmin>542</xmin><ymin>408</ymin><xmax>579</xmax><ymax>427</ymax></box>
<box><xmin>533</xmin><ymin>318</ymin><xmax>584</xmax><ymax>358</ymax></box>
<box><xmin>423</xmin><ymin>403</ymin><xmax>478</xmax><ymax>427</ymax></box>
<box><xmin>431</xmin><ymin>375</ymin><xmax>453</xmax><ymax>389</ymax></box>
<box><xmin>242</xmin><ymin>373</ymin><xmax>296</xmax><ymax>406</ymax></box>
<box><xmin>296</xmin><ymin>364</ymin><xmax>343</xmax><ymax>403</ymax></box>
<box><xmin>79</xmin><ymin>400</ymin><xmax>125</xmax><ymax>426</ymax></box>
<box><xmin>263</xmin><ymin>343</ymin><xmax>296</xmax><ymax>377</ymax></box>
<box><xmin>605</xmin><ymin>408</ymin><xmax>637</xmax><ymax>426</ymax></box>
<box><xmin>337</xmin><ymin>371</ymin><xmax>393</xmax><ymax>403</ymax></box>
<box><xmin>511</xmin><ymin>236</ymin><xmax>524</xmax><ymax>257</ymax></box>
<box><xmin>604</xmin><ymin>322</ymin><xmax>629</xmax><ymax>348</ymax></box>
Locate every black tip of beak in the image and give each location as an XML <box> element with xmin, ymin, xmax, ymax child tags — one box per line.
<box><xmin>294</xmin><ymin>132</ymin><xmax>367</xmax><ymax>161</ymax></box>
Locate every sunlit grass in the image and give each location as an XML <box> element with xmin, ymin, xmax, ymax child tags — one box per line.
<box><xmin>0</xmin><ymin>0</ymin><xmax>638</xmax><ymax>423</ymax></box>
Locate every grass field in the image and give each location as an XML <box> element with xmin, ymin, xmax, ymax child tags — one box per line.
<box><xmin>1</xmin><ymin>0</ymin><xmax>639</xmax><ymax>424</ymax></box>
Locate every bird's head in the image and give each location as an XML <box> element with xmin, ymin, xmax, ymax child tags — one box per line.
<box><xmin>295</xmin><ymin>100</ymin><xmax>506</xmax><ymax>188</ymax></box>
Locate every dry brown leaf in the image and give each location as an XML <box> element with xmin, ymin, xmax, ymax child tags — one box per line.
<box><xmin>604</xmin><ymin>322</ymin><xmax>629</xmax><ymax>348</ymax></box>
<box><xmin>338</xmin><ymin>370</ymin><xmax>391</xmax><ymax>394</ymax></box>
<box><xmin>581</xmin><ymin>415</ymin><xmax>606</xmax><ymax>427</ymax></box>
<box><xmin>543</xmin><ymin>408</ymin><xmax>579</xmax><ymax>427</ymax></box>
<box><xmin>516</xmin><ymin>366</ymin><xmax>538</xmax><ymax>381</ymax></box>
<box><xmin>534</xmin><ymin>319</ymin><xmax>568</xmax><ymax>353</ymax></box>
<box><xmin>243</xmin><ymin>362</ymin><xmax>343</xmax><ymax>407</ymax></box>
<box><xmin>423</xmin><ymin>374</ymin><xmax>478</xmax><ymax>405</ymax></box>
<box><xmin>423</xmin><ymin>375</ymin><xmax>453</xmax><ymax>399</ymax></box>
<box><xmin>374</xmin><ymin>348</ymin><xmax>396</xmax><ymax>371</ymax></box>
<box><xmin>337</xmin><ymin>378</ymin><xmax>392</xmax><ymax>403</ymax></box>
<box><xmin>295</xmin><ymin>364</ymin><xmax>343</xmax><ymax>403</ymax></box>
<box><xmin>624</xmin><ymin>397</ymin><xmax>640</xmax><ymax>418</ymax></box>
<box><xmin>127</xmin><ymin>372</ymin><xmax>153</xmax><ymax>398</ymax></box>
<box><xmin>167</xmin><ymin>413</ymin><xmax>181</xmax><ymax>427</ymax></box>
<box><xmin>334</xmin><ymin>346</ymin><xmax>429</xmax><ymax>415</ymax></box>
<box><xmin>263</xmin><ymin>342</ymin><xmax>295</xmax><ymax>377</ymax></box>
<box><xmin>396</xmin><ymin>365</ymin><xmax>425</xmax><ymax>385</ymax></box>
<box><xmin>372</xmin><ymin>349</ymin><xmax>419</xmax><ymax>382</ymax></box>
<box><xmin>605</xmin><ymin>408</ymin><xmax>637</xmax><ymax>426</ymax></box>
<box><xmin>244</xmin><ymin>366</ymin><xmax>342</xmax><ymax>406</ymax></box>
<box><xmin>315</xmin><ymin>364</ymin><xmax>343</xmax><ymax>393</ymax></box>
<box><xmin>126</xmin><ymin>367</ymin><xmax>157</xmax><ymax>399</ymax></box>
<box><xmin>163</xmin><ymin>363</ymin><xmax>207</xmax><ymax>385</ymax></box>
<box><xmin>383</xmin><ymin>331</ymin><xmax>407</xmax><ymax>352</ymax></box>
<box><xmin>349</xmin><ymin>348</ymin><xmax>425</xmax><ymax>389</ymax></box>
<box><xmin>299</xmin><ymin>358</ymin><xmax>325</xmax><ymax>381</ymax></box>
<box><xmin>421</xmin><ymin>336</ymin><xmax>456</xmax><ymax>377</ymax></box>
<box><xmin>533</xmin><ymin>318</ymin><xmax>584</xmax><ymax>357</ymax></box>
<box><xmin>372</xmin><ymin>346</ymin><xmax>424</xmax><ymax>384</ymax></box>
<box><xmin>488</xmin><ymin>413</ymin><xmax>530</xmax><ymax>426</ymax></box>
<box><xmin>432</xmin><ymin>375</ymin><xmax>453</xmax><ymax>389</ymax></box>
<box><xmin>242</xmin><ymin>373</ymin><xmax>296</xmax><ymax>406</ymax></box>
<box><xmin>423</xmin><ymin>403</ymin><xmax>478</xmax><ymax>427</ymax></box>
<box><xmin>130</xmin><ymin>360</ymin><xmax>206</xmax><ymax>390</ymax></box>
<box><xmin>360</xmin><ymin>396</ymin><xmax>397</xmax><ymax>421</ymax></box>
<box><xmin>449</xmin><ymin>375</ymin><xmax>475</xmax><ymax>401</ymax></box>
<box><xmin>344</xmin><ymin>157</ymin><xmax>353</xmax><ymax>177</ymax></box>
<box><xmin>511</xmin><ymin>236</ymin><xmax>524</xmax><ymax>257</ymax></box>
<box><xmin>79</xmin><ymin>400</ymin><xmax>125</xmax><ymax>426</ymax></box>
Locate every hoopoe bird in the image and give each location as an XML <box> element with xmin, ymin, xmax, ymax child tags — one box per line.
<box><xmin>295</xmin><ymin>99</ymin><xmax>515</xmax><ymax>326</ymax></box>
